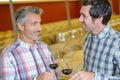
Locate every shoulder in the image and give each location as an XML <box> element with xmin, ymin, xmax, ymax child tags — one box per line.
<box><xmin>109</xmin><ymin>28</ymin><xmax>120</xmax><ymax>40</ymax></box>
<box><xmin>37</xmin><ymin>41</ymin><xmax>49</xmax><ymax>47</ymax></box>
<box><xmin>1</xmin><ymin>40</ymin><xmax>20</xmax><ymax>55</ymax></box>
<box><xmin>109</xmin><ymin>29</ymin><xmax>120</xmax><ymax>49</ymax></box>
<box><xmin>36</xmin><ymin>41</ymin><xmax>51</xmax><ymax>50</ymax></box>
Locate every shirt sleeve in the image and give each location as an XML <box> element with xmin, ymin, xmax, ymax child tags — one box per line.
<box><xmin>1</xmin><ymin>52</ymin><xmax>16</xmax><ymax>80</ymax></box>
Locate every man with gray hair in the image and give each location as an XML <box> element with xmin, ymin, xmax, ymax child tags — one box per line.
<box><xmin>0</xmin><ymin>6</ymin><xmax>57</xmax><ymax>80</ymax></box>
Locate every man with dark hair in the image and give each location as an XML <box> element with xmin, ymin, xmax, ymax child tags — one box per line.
<box><xmin>70</xmin><ymin>0</ymin><xmax>120</xmax><ymax>80</ymax></box>
<box><xmin>0</xmin><ymin>6</ymin><xmax>57</xmax><ymax>80</ymax></box>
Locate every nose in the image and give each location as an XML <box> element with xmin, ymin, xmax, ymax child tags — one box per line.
<box><xmin>79</xmin><ymin>15</ymin><xmax>83</xmax><ymax>23</ymax></box>
<box><xmin>39</xmin><ymin>24</ymin><xmax>42</xmax><ymax>31</ymax></box>
<box><xmin>37</xmin><ymin>23</ymin><xmax>42</xmax><ymax>31</ymax></box>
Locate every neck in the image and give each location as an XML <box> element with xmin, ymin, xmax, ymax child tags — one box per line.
<box><xmin>93</xmin><ymin>24</ymin><xmax>105</xmax><ymax>35</ymax></box>
<box><xmin>19</xmin><ymin>35</ymin><xmax>35</xmax><ymax>45</ymax></box>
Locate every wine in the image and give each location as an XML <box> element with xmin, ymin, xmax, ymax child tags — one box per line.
<box><xmin>61</xmin><ymin>69</ymin><xmax>72</xmax><ymax>75</ymax></box>
<box><xmin>49</xmin><ymin>63</ymin><xmax>58</xmax><ymax>69</ymax></box>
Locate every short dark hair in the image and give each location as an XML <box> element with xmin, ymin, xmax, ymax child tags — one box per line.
<box><xmin>82</xmin><ymin>0</ymin><xmax>112</xmax><ymax>25</ymax></box>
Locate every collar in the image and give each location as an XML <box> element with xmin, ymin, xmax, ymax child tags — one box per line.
<box><xmin>89</xmin><ymin>24</ymin><xmax>111</xmax><ymax>39</ymax></box>
<box><xmin>17</xmin><ymin>37</ymin><xmax>38</xmax><ymax>49</ymax></box>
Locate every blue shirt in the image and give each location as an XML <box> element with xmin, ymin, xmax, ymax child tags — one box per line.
<box><xmin>84</xmin><ymin>24</ymin><xmax>120</xmax><ymax>80</ymax></box>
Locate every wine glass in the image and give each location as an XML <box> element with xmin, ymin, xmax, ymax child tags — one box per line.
<box><xmin>58</xmin><ymin>58</ymin><xmax>72</xmax><ymax>80</ymax></box>
<box><xmin>61</xmin><ymin>58</ymin><xmax>72</xmax><ymax>75</ymax></box>
<box><xmin>49</xmin><ymin>50</ymin><xmax>60</xmax><ymax>70</ymax></box>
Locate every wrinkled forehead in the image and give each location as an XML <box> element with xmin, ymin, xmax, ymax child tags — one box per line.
<box><xmin>26</xmin><ymin>13</ymin><xmax>41</xmax><ymax>21</ymax></box>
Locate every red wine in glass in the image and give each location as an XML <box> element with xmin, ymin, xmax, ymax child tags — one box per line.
<box><xmin>61</xmin><ymin>69</ymin><xmax>72</xmax><ymax>75</ymax></box>
<box><xmin>49</xmin><ymin>50</ymin><xmax>60</xmax><ymax>70</ymax></box>
<box><xmin>61</xmin><ymin>59</ymin><xmax>72</xmax><ymax>75</ymax></box>
<box><xmin>49</xmin><ymin>63</ymin><xmax>59</xmax><ymax>69</ymax></box>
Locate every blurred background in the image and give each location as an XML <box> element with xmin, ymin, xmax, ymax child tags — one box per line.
<box><xmin>0</xmin><ymin>0</ymin><xmax>120</xmax><ymax>78</ymax></box>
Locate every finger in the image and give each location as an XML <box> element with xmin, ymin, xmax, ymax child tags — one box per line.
<box><xmin>73</xmin><ymin>77</ymin><xmax>81</xmax><ymax>80</ymax></box>
<box><xmin>51</xmin><ymin>72</ymin><xmax>56</xmax><ymax>78</ymax></box>
<box><xmin>70</xmin><ymin>72</ymin><xmax>80</xmax><ymax>80</ymax></box>
<box><xmin>49</xmin><ymin>74</ymin><xmax>55</xmax><ymax>80</ymax></box>
<box><xmin>50</xmin><ymin>76</ymin><xmax>55</xmax><ymax>80</ymax></box>
<box><xmin>48</xmin><ymin>73</ymin><xmax>54</xmax><ymax>79</ymax></box>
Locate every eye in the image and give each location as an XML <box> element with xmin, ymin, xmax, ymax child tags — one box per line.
<box><xmin>32</xmin><ymin>22</ymin><xmax>39</xmax><ymax>26</ymax></box>
<box><xmin>83</xmin><ymin>14</ymin><xmax>86</xmax><ymax>18</ymax></box>
<box><xmin>80</xmin><ymin>13</ymin><xmax>86</xmax><ymax>18</ymax></box>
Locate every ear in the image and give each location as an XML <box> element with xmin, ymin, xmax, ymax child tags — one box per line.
<box><xmin>18</xmin><ymin>23</ymin><xmax>24</xmax><ymax>31</ymax></box>
<box><xmin>95</xmin><ymin>17</ymin><xmax>103</xmax><ymax>25</ymax></box>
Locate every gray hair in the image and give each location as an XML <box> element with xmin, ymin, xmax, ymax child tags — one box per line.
<box><xmin>15</xmin><ymin>6</ymin><xmax>43</xmax><ymax>30</ymax></box>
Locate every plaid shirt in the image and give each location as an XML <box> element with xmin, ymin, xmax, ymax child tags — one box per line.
<box><xmin>84</xmin><ymin>24</ymin><xmax>120</xmax><ymax>80</ymax></box>
<box><xmin>0</xmin><ymin>38</ymin><xmax>58</xmax><ymax>80</ymax></box>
